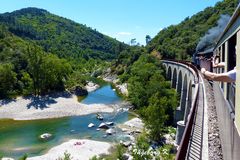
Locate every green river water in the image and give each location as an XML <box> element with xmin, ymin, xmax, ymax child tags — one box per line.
<box><xmin>0</xmin><ymin>85</ymin><xmax>132</xmax><ymax>158</ymax></box>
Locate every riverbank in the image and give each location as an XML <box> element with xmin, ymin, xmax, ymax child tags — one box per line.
<box><xmin>102</xmin><ymin>73</ymin><xmax>128</xmax><ymax>96</ymax></box>
<box><xmin>27</xmin><ymin>139</ymin><xmax>112</xmax><ymax>160</ymax></box>
<box><xmin>0</xmin><ymin>92</ymin><xmax>115</xmax><ymax>120</ymax></box>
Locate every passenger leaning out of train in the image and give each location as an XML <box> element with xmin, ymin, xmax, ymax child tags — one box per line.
<box><xmin>201</xmin><ymin>53</ymin><xmax>236</xmax><ymax>82</ymax></box>
<box><xmin>211</xmin><ymin>54</ymin><xmax>225</xmax><ymax>68</ymax></box>
<box><xmin>201</xmin><ymin>67</ymin><xmax>236</xmax><ymax>82</ymax></box>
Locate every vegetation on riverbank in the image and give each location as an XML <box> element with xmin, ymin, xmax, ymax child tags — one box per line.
<box><xmin>112</xmin><ymin>46</ymin><xmax>178</xmax><ymax>140</ymax></box>
<box><xmin>0</xmin><ymin>8</ymin><xmax>123</xmax><ymax>98</ymax></box>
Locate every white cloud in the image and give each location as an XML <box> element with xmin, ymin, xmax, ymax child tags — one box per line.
<box><xmin>117</xmin><ymin>32</ymin><xmax>133</xmax><ymax>36</ymax></box>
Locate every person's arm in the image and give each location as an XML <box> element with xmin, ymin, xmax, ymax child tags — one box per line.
<box><xmin>213</xmin><ymin>62</ymin><xmax>225</xmax><ymax>68</ymax></box>
<box><xmin>201</xmin><ymin>68</ymin><xmax>235</xmax><ymax>82</ymax></box>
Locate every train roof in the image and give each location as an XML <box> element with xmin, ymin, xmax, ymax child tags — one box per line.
<box><xmin>215</xmin><ymin>3</ymin><xmax>240</xmax><ymax>49</ymax></box>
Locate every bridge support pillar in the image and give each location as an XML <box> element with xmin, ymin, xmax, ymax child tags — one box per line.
<box><xmin>176</xmin><ymin>120</ymin><xmax>185</xmax><ymax>145</ymax></box>
<box><xmin>175</xmin><ymin>106</ymin><xmax>182</xmax><ymax>125</ymax></box>
<box><xmin>175</xmin><ymin>106</ymin><xmax>185</xmax><ymax>125</ymax></box>
<box><xmin>184</xmin><ymin>98</ymin><xmax>191</xmax><ymax>124</ymax></box>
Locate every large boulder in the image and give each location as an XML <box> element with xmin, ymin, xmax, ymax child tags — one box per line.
<box><xmin>98</xmin><ymin>123</ymin><xmax>109</xmax><ymax>129</ymax></box>
<box><xmin>88</xmin><ymin>123</ymin><xmax>95</xmax><ymax>128</ymax></box>
<box><xmin>70</xmin><ymin>86</ymin><xmax>88</xmax><ymax>96</ymax></box>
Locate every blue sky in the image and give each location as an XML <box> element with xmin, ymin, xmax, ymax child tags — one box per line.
<box><xmin>0</xmin><ymin>0</ymin><xmax>222</xmax><ymax>45</ymax></box>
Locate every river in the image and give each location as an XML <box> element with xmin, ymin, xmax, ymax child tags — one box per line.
<box><xmin>0</xmin><ymin>85</ymin><xmax>132</xmax><ymax>158</ymax></box>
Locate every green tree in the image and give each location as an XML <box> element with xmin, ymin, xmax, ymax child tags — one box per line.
<box><xmin>142</xmin><ymin>91</ymin><xmax>177</xmax><ymax>141</ymax></box>
<box><xmin>0</xmin><ymin>63</ymin><xmax>17</xmax><ymax>98</ymax></box>
<box><xmin>131</xmin><ymin>133</ymin><xmax>152</xmax><ymax>160</ymax></box>
<box><xmin>26</xmin><ymin>45</ymin><xmax>71</xmax><ymax>95</ymax></box>
<box><xmin>20</xmin><ymin>71</ymin><xmax>33</xmax><ymax>95</ymax></box>
<box><xmin>26</xmin><ymin>45</ymin><xmax>44</xmax><ymax>95</ymax></box>
<box><xmin>145</xmin><ymin>35</ymin><xmax>151</xmax><ymax>45</ymax></box>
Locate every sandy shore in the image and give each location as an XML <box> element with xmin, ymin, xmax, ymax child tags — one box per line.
<box><xmin>27</xmin><ymin>139</ymin><xmax>112</xmax><ymax>160</ymax></box>
<box><xmin>118</xmin><ymin>117</ymin><xmax>144</xmax><ymax>133</ymax></box>
<box><xmin>0</xmin><ymin>92</ymin><xmax>114</xmax><ymax>120</ymax></box>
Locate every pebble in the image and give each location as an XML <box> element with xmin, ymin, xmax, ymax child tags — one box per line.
<box><xmin>204</xmin><ymin>80</ymin><xmax>223</xmax><ymax>160</ymax></box>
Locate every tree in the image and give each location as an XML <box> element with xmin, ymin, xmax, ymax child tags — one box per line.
<box><xmin>0</xmin><ymin>63</ymin><xmax>17</xmax><ymax>98</ymax></box>
<box><xmin>131</xmin><ymin>133</ymin><xmax>152</xmax><ymax>160</ymax></box>
<box><xmin>20</xmin><ymin>71</ymin><xmax>33</xmax><ymax>95</ymax></box>
<box><xmin>26</xmin><ymin>45</ymin><xmax>44</xmax><ymax>95</ymax></box>
<box><xmin>130</xmin><ymin>38</ymin><xmax>137</xmax><ymax>46</ymax></box>
<box><xmin>26</xmin><ymin>45</ymin><xmax>72</xmax><ymax>95</ymax></box>
<box><xmin>40</xmin><ymin>54</ymin><xmax>72</xmax><ymax>93</ymax></box>
<box><xmin>145</xmin><ymin>35</ymin><xmax>151</xmax><ymax>45</ymax></box>
<box><xmin>122</xmin><ymin>54</ymin><xmax>178</xmax><ymax>141</ymax></box>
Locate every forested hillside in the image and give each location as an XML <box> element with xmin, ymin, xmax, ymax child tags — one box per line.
<box><xmin>0</xmin><ymin>7</ymin><xmax>126</xmax><ymax>60</ymax></box>
<box><xmin>147</xmin><ymin>0</ymin><xmax>238</xmax><ymax>59</ymax></box>
<box><xmin>0</xmin><ymin>24</ymin><xmax>73</xmax><ymax>97</ymax></box>
<box><xmin>0</xmin><ymin>8</ymin><xmax>128</xmax><ymax>98</ymax></box>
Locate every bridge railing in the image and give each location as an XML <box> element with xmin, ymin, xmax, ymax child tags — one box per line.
<box><xmin>161</xmin><ymin>59</ymin><xmax>200</xmax><ymax>160</ymax></box>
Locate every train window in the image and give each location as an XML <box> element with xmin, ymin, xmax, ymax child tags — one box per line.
<box><xmin>227</xmin><ymin>34</ymin><xmax>236</xmax><ymax>112</ymax></box>
<box><xmin>227</xmin><ymin>34</ymin><xmax>236</xmax><ymax>71</ymax></box>
<box><xmin>221</xmin><ymin>44</ymin><xmax>225</xmax><ymax>89</ymax></box>
<box><xmin>222</xmin><ymin>44</ymin><xmax>225</xmax><ymax>63</ymax></box>
<box><xmin>218</xmin><ymin>46</ymin><xmax>222</xmax><ymax>62</ymax></box>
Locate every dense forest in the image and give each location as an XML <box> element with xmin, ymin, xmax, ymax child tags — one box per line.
<box><xmin>147</xmin><ymin>0</ymin><xmax>238</xmax><ymax>59</ymax></box>
<box><xmin>0</xmin><ymin>8</ymin><xmax>127</xmax><ymax>60</ymax></box>
<box><xmin>0</xmin><ymin>8</ymin><xmax>128</xmax><ymax>98</ymax></box>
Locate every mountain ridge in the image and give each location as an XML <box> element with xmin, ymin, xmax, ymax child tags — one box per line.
<box><xmin>0</xmin><ymin>7</ymin><xmax>127</xmax><ymax>60</ymax></box>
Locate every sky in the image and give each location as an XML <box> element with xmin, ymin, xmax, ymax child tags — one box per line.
<box><xmin>0</xmin><ymin>0</ymin><xmax>222</xmax><ymax>45</ymax></box>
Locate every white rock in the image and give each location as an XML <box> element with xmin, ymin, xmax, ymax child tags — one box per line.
<box><xmin>121</xmin><ymin>128</ymin><xmax>128</xmax><ymax>132</ymax></box>
<box><xmin>40</xmin><ymin>133</ymin><xmax>52</xmax><ymax>140</ymax></box>
<box><xmin>88</xmin><ymin>123</ymin><xmax>95</xmax><ymax>128</ymax></box>
<box><xmin>106</xmin><ymin>128</ymin><xmax>116</xmax><ymax>135</ymax></box>
<box><xmin>123</xmin><ymin>153</ymin><xmax>133</xmax><ymax>160</ymax></box>
<box><xmin>96</xmin><ymin>114</ymin><xmax>104</xmax><ymax>120</ymax></box>
<box><xmin>122</xmin><ymin>141</ymin><xmax>132</xmax><ymax>147</ymax></box>
<box><xmin>98</xmin><ymin>123</ymin><xmax>109</xmax><ymax>129</ymax></box>
<box><xmin>106</xmin><ymin>121</ymin><xmax>114</xmax><ymax>126</ymax></box>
